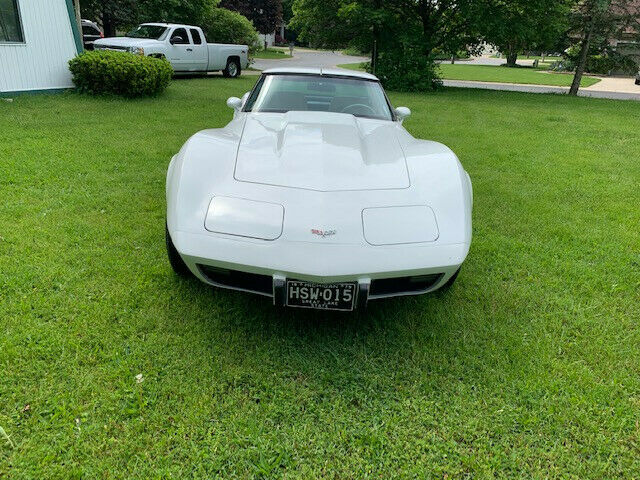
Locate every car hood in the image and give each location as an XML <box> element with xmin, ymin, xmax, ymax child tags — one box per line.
<box><xmin>93</xmin><ymin>37</ymin><xmax>160</xmax><ymax>48</ymax></box>
<box><xmin>233</xmin><ymin>112</ymin><xmax>410</xmax><ymax>191</ymax></box>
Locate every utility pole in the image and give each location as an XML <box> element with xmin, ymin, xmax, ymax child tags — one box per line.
<box><xmin>73</xmin><ymin>0</ymin><xmax>83</xmax><ymax>44</ymax></box>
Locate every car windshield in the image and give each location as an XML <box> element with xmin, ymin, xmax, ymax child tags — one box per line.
<box><xmin>244</xmin><ymin>74</ymin><xmax>394</xmax><ymax>120</ymax></box>
<box><xmin>126</xmin><ymin>25</ymin><xmax>168</xmax><ymax>40</ymax></box>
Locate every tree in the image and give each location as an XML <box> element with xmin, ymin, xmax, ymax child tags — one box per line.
<box><xmin>289</xmin><ymin>0</ymin><xmax>350</xmax><ymax>49</ymax></box>
<box><xmin>220</xmin><ymin>0</ymin><xmax>283</xmax><ymax>34</ymax></box>
<box><xmin>290</xmin><ymin>0</ymin><xmax>483</xmax><ymax>91</ymax></box>
<box><xmin>478</xmin><ymin>0</ymin><xmax>572</xmax><ymax>67</ymax></box>
<box><xmin>80</xmin><ymin>0</ymin><xmax>216</xmax><ymax>36</ymax></box>
<box><xmin>80</xmin><ymin>0</ymin><xmax>137</xmax><ymax>37</ymax></box>
<box><xmin>568</xmin><ymin>0</ymin><xmax>640</xmax><ymax>95</ymax></box>
<box><xmin>281</xmin><ymin>0</ymin><xmax>295</xmax><ymax>24</ymax></box>
<box><xmin>202</xmin><ymin>7</ymin><xmax>261</xmax><ymax>52</ymax></box>
<box><xmin>135</xmin><ymin>0</ymin><xmax>216</xmax><ymax>25</ymax></box>
<box><xmin>409</xmin><ymin>0</ymin><xmax>480</xmax><ymax>59</ymax></box>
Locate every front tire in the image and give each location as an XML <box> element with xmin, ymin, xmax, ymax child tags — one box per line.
<box><xmin>166</xmin><ymin>223</ymin><xmax>192</xmax><ymax>278</ymax></box>
<box><xmin>440</xmin><ymin>267</ymin><xmax>461</xmax><ymax>290</ymax></box>
<box><xmin>223</xmin><ymin>58</ymin><xmax>241</xmax><ymax>78</ymax></box>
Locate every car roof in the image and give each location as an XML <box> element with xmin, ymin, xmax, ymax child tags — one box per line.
<box><xmin>262</xmin><ymin>67</ymin><xmax>379</xmax><ymax>82</ymax></box>
<box><xmin>140</xmin><ymin>22</ymin><xmax>200</xmax><ymax>29</ymax></box>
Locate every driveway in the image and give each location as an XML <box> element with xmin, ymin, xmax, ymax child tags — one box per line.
<box><xmin>252</xmin><ymin>48</ymin><xmax>368</xmax><ymax>71</ymax></box>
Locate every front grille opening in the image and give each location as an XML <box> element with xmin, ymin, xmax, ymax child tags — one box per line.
<box><xmin>369</xmin><ymin>273</ymin><xmax>443</xmax><ymax>297</ymax></box>
<box><xmin>96</xmin><ymin>45</ymin><xmax>128</xmax><ymax>51</ymax></box>
<box><xmin>197</xmin><ymin>264</ymin><xmax>273</xmax><ymax>296</ymax></box>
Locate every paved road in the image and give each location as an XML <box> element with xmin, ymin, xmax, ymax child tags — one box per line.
<box><xmin>252</xmin><ymin>48</ymin><xmax>368</xmax><ymax>71</ymax></box>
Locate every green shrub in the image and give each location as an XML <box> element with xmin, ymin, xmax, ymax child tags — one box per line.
<box><xmin>432</xmin><ymin>48</ymin><xmax>471</xmax><ymax>61</ymax></box>
<box><xmin>370</xmin><ymin>43</ymin><xmax>442</xmax><ymax>92</ymax></box>
<box><xmin>69</xmin><ymin>51</ymin><xmax>173</xmax><ymax>97</ymax></box>
<box><xmin>564</xmin><ymin>44</ymin><xmax>638</xmax><ymax>75</ymax></box>
<box><xmin>342</xmin><ymin>46</ymin><xmax>367</xmax><ymax>56</ymax></box>
<box><xmin>587</xmin><ymin>52</ymin><xmax>637</xmax><ymax>75</ymax></box>
<box><xmin>202</xmin><ymin>7</ymin><xmax>261</xmax><ymax>54</ymax></box>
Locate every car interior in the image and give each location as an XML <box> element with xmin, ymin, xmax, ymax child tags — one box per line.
<box><xmin>247</xmin><ymin>75</ymin><xmax>393</xmax><ymax>120</ymax></box>
<box><xmin>263</xmin><ymin>91</ymin><xmax>377</xmax><ymax>115</ymax></box>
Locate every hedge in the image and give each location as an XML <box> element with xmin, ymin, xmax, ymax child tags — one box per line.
<box><xmin>69</xmin><ymin>51</ymin><xmax>173</xmax><ymax>98</ymax></box>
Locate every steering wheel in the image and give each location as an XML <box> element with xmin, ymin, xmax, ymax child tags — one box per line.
<box><xmin>341</xmin><ymin>103</ymin><xmax>376</xmax><ymax>115</ymax></box>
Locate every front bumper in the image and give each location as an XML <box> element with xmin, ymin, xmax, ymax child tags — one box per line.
<box><xmin>172</xmin><ymin>230</ymin><xmax>468</xmax><ymax>306</ymax></box>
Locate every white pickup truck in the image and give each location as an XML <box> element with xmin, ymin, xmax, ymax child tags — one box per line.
<box><xmin>93</xmin><ymin>23</ymin><xmax>249</xmax><ymax>77</ymax></box>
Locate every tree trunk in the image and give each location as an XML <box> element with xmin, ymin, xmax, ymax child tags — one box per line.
<box><xmin>419</xmin><ymin>8</ymin><xmax>434</xmax><ymax>59</ymax></box>
<box><xmin>370</xmin><ymin>17</ymin><xmax>381</xmax><ymax>74</ymax></box>
<box><xmin>451</xmin><ymin>54</ymin><xmax>455</xmax><ymax>64</ymax></box>
<box><xmin>506</xmin><ymin>49</ymin><xmax>518</xmax><ymax>67</ymax></box>
<box><xmin>371</xmin><ymin>39</ymin><xmax>378</xmax><ymax>74</ymax></box>
<box><xmin>569</xmin><ymin>22</ymin><xmax>593</xmax><ymax>96</ymax></box>
<box><xmin>73</xmin><ymin>0</ymin><xmax>82</xmax><ymax>36</ymax></box>
<box><xmin>102</xmin><ymin>10</ymin><xmax>116</xmax><ymax>37</ymax></box>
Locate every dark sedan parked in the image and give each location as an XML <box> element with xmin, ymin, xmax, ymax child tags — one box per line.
<box><xmin>82</xmin><ymin>19</ymin><xmax>103</xmax><ymax>50</ymax></box>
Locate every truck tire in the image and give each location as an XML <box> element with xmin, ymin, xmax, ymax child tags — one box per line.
<box><xmin>223</xmin><ymin>58</ymin><xmax>241</xmax><ymax>78</ymax></box>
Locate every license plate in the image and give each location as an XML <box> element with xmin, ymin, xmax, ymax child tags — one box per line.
<box><xmin>286</xmin><ymin>280</ymin><xmax>356</xmax><ymax>311</ymax></box>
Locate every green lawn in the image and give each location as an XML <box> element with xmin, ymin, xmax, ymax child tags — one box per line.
<box><xmin>438</xmin><ymin>64</ymin><xmax>600</xmax><ymax>87</ymax></box>
<box><xmin>2</xmin><ymin>78</ymin><xmax>640</xmax><ymax>478</ymax></box>
<box><xmin>252</xmin><ymin>47</ymin><xmax>292</xmax><ymax>60</ymax></box>
<box><xmin>342</xmin><ymin>47</ymin><xmax>367</xmax><ymax>56</ymax></box>
<box><xmin>339</xmin><ymin>62</ymin><xmax>601</xmax><ymax>87</ymax></box>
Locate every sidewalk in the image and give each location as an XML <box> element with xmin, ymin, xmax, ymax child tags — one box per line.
<box><xmin>582</xmin><ymin>76</ymin><xmax>640</xmax><ymax>94</ymax></box>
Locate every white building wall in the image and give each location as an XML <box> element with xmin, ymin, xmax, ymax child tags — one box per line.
<box><xmin>0</xmin><ymin>0</ymin><xmax>78</xmax><ymax>93</ymax></box>
<box><xmin>259</xmin><ymin>32</ymin><xmax>276</xmax><ymax>48</ymax></box>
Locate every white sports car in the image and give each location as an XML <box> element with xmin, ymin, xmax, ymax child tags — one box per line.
<box><xmin>166</xmin><ymin>68</ymin><xmax>472</xmax><ymax>311</ymax></box>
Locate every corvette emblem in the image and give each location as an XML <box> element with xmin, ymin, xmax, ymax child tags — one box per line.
<box><xmin>311</xmin><ymin>228</ymin><xmax>336</xmax><ymax>238</ymax></box>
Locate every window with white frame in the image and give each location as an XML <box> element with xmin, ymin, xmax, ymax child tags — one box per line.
<box><xmin>0</xmin><ymin>0</ymin><xmax>24</xmax><ymax>43</ymax></box>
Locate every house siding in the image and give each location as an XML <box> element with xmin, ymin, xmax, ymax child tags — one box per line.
<box><xmin>0</xmin><ymin>0</ymin><xmax>78</xmax><ymax>93</ymax></box>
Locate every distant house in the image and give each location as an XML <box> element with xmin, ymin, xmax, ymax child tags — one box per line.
<box><xmin>260</xmin><ymin>24</ymin><xmax>286</xmax><ymax>47</ymax></box>
<box><xmin>611</xmin><ymin>0</ymin><xmax>640</xmax><ymax>68</ymax></box>
<box><xmin>0</xmin><ymin>0</ymin><xmax>82</xmax><ymax>95</ymax></box>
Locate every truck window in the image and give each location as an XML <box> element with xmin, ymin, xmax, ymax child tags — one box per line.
<box><xmin>171</xmin><ymin>28</ymin><xmax>189</xmax><ymax>44</ymax></box>
<box><xmin>127</xmin><ymin>25</ymin><xmax>168</xmax><ymax>40</ymax></box>
<box><xmin>190</xmin><ymin>29</ymin><xmax>202</xmax><ymax>45</ymax></box>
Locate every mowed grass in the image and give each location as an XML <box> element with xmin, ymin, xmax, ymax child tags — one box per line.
<box><xmin>339</xmin><ymin>62</ymin><xmax>601</xmax><ymax>87</ymax></box>
<box><xmin>438</xmin><ymin>64</ymin><xmax>600</xmax><ymax>87</ymax></box>
<box><xmin>252</xmin><ymin>47</ymin><xmax>292</xmax><ymax>60</ymax></box>
<box><xmin>1</xmin><ymin>78</ymin><xmax>640</xmax><ymax>479</ymax></box>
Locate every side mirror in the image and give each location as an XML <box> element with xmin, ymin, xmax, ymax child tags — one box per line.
<box><xmin>241</xmin><ymin>91</ymin><xmax>250</xmax><ymax>105</ymax></box>
<box><xmin>394</xmin><ymin>107</ymin><xmax>411</xmax><ymax>123</ymax></box>
<box><xmin>227</xmin><ymin>97</ymin><xmax>243</xmax><ymax>116</ymax></box>
<box><xmin>170</xmin><ymin>35</ymin><xmax>184</xmax><ymax>45</ymax></box>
